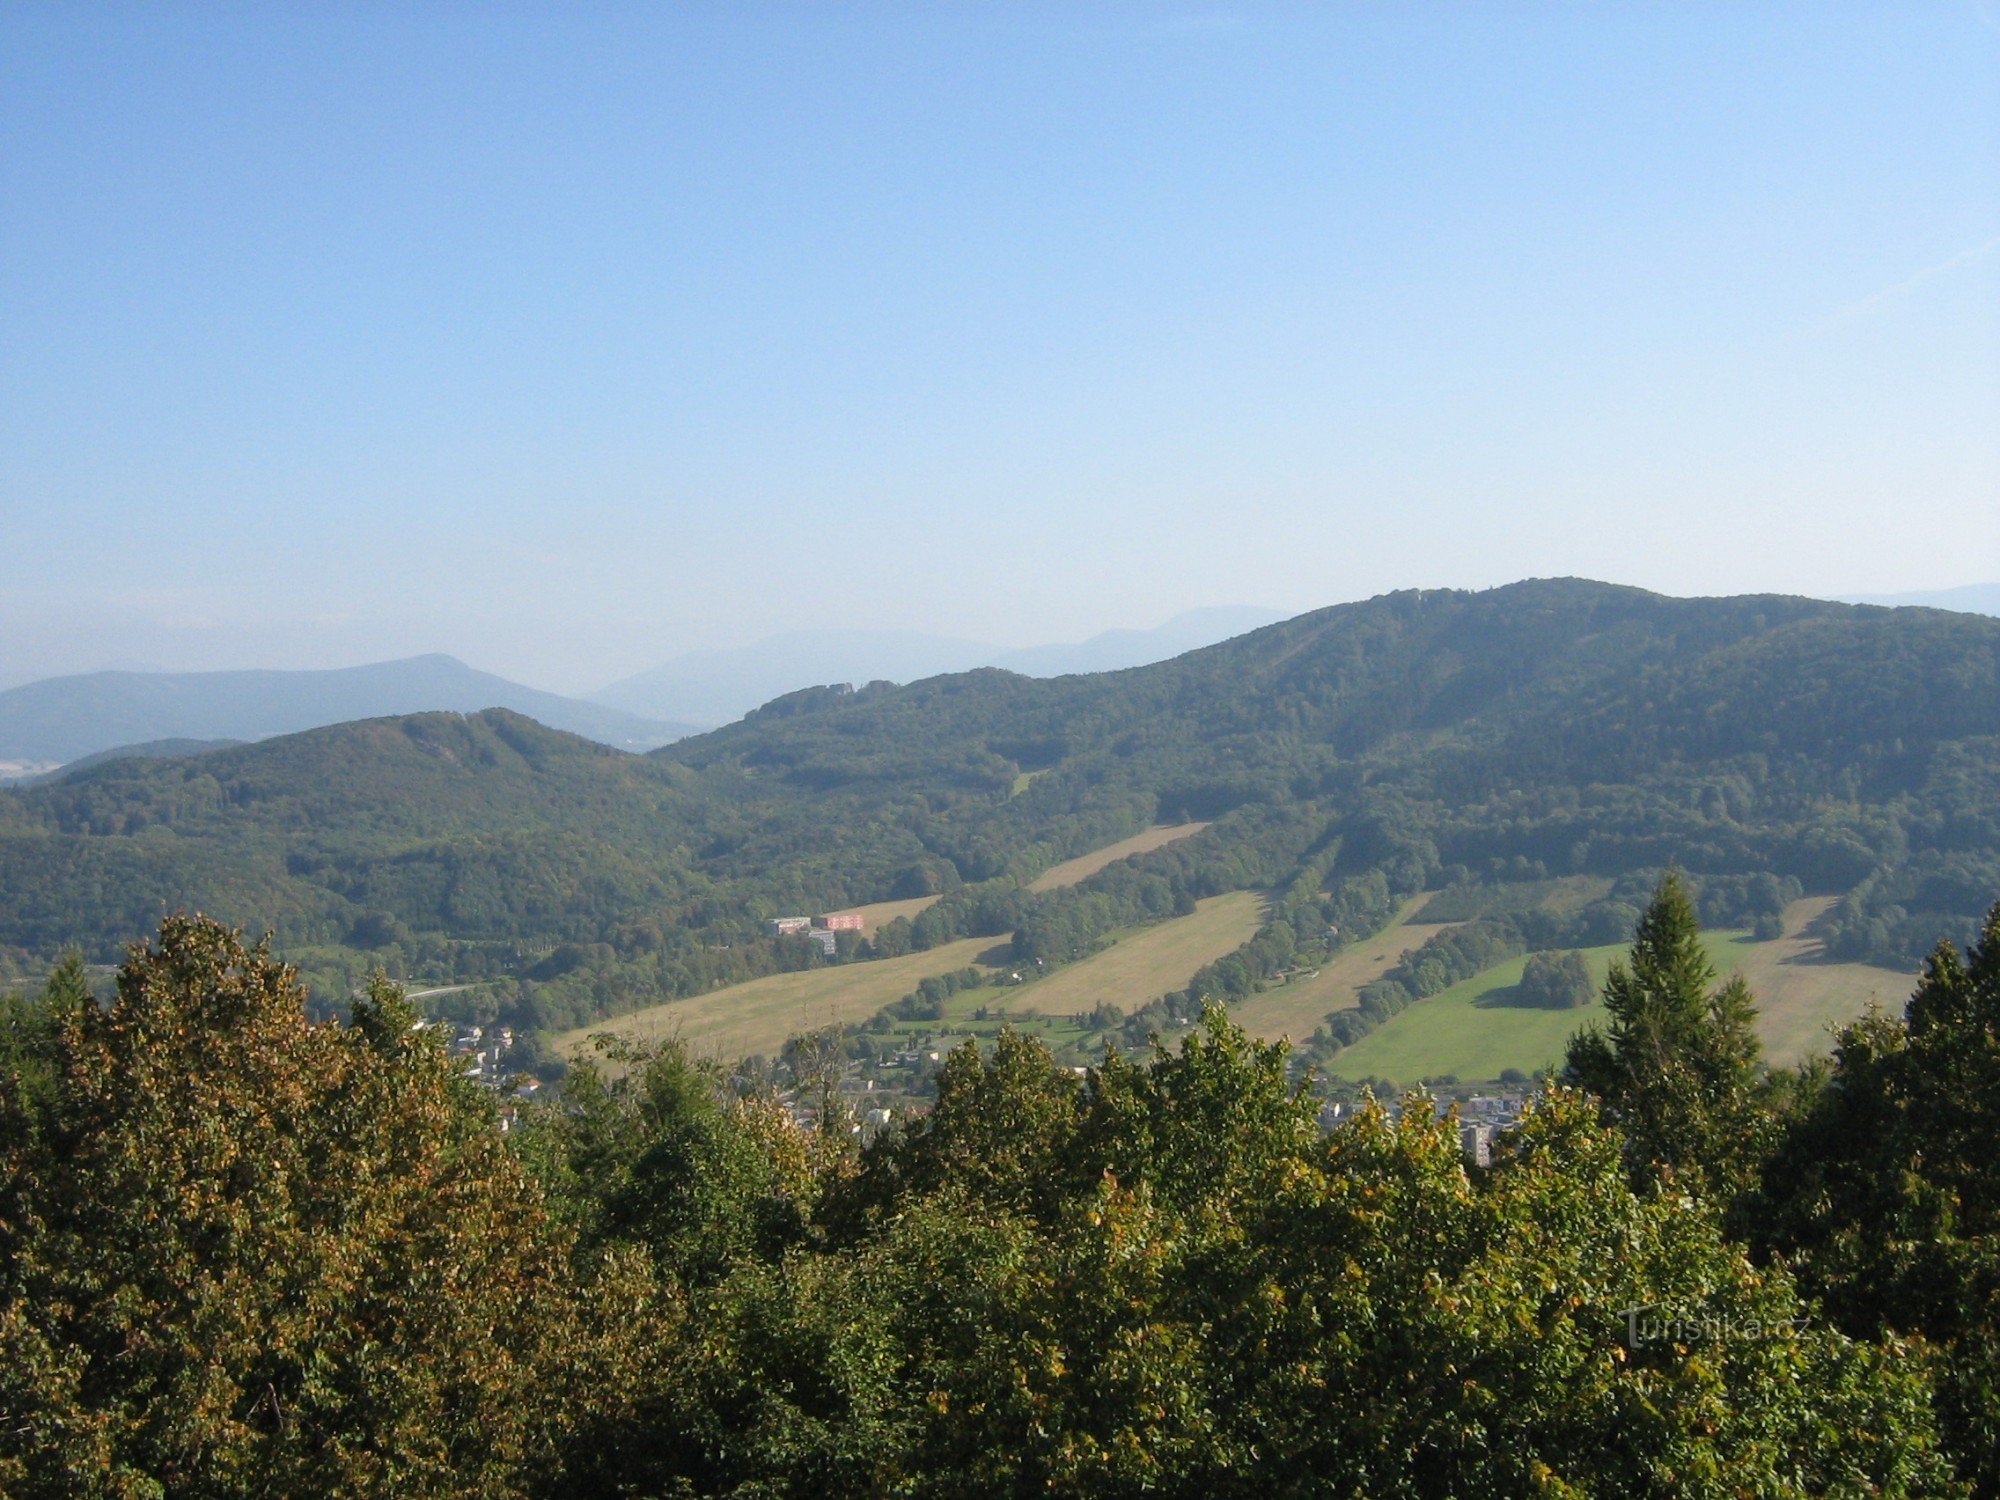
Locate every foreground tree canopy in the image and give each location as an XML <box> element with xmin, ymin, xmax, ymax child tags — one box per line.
<box><xmin>3</xmin><ymin>895</ymin><xmax>1998</xmax><ymax>1495</ymax></box>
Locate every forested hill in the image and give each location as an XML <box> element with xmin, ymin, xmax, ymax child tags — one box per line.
<box><xmin>1</xmin><ymin>579</ymin><xmax>1996</xmax><ymax>1015</ymax></box>
<box><xmin>0</xmin><ymin>653</ymin><xmax>697</xmax><ymax>767</ymax></box>
<box><xmin>673</xmin><ymin>580</ymin><xmax>1995</xmax><ymax>802</ymax></box>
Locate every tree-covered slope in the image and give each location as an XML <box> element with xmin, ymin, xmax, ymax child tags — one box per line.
<box><xmin>0</xmin><ymin>579</ymin><xmax>1994</xmax><ymax>1015</ymax></box>
<box><xmin>677</xmin><ymin>580</ymin><xmax>1996</xmax><ymax>803</ymax></box>
<box><xmin>0</xmin><ymin>711</ymin><xmax>715</xmax><ymax>954</ymax></box>
<box><xmin>0</xmin><ymin>653</ymin><xmax>697</xmax><ymax>765</ymax></box>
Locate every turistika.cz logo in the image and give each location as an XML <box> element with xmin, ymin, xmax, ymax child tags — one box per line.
<box><xmin>1619</xmin><ymin>1306</ymin><xmax>1802</xmax><ymax>1348</ymax></box>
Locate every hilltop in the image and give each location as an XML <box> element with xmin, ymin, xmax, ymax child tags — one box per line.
<box><xmin>589</xmin><ymin>607</ymin><xmax>1286</xmax><ymax>726</ymax></box>
<box><xmin>0</xmin><ymin>654</ymin><xmax>696</xmax><ymax>772</ymax></box>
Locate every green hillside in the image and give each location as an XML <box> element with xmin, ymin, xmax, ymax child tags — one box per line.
<box><xmin>0</xmin><ymin>580</ymin><xmax>1995</xmax><ymax>1060</ymax></box>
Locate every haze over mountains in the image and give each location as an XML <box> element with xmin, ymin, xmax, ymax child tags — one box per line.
<box><xmin>0</xmin><ymin>607</ymin><xmax>1285</xmax><ymax>778</ymax></box>
<box><xmin>1845</xmin><ymin>583</ymin><xmax>2000</xmax><ymax>616</ymax></box>
<box><xmin>0</xmin><ymin>656</ymin><xmax>696</xmax><ymax>776</ymax></box>
<box><xmin>588</xmin><ymin>606</ymin><xmax>1287</xmax><ymax>726</ymax></box>
<box><xmin>5</xmin><ymin>588</ymin><xmax>1996</xmax><ymax>785</ymax></box>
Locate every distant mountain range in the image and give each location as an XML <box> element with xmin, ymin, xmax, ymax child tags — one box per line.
<box><xmin>0</xmin><ymin>655</ymin><xmax>695</xmax><ymax>776</ymax></box>
<box><xmin>12</xmin><ymin>591</ymin><xmax>1985</xmax><ymax>782</ymax></box>
<box><xmin>1845</xmin><ymin>583</ymin><xmax>2000</xmax><ymax>616</ymax></box>
<box><xmin>589</xmin><ymin>606</ymin><xmax>1287</xmax><ymax>726</ymax></box>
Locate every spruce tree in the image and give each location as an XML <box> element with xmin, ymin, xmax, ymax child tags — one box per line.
<box><xmin>1564</xmin><ymin>872</ymin><xmax>1768</xmax><ymax>1195</ymax></box>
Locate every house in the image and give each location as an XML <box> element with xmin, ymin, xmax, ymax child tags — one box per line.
<box><xmin>810</xmin><ymin>929</ymin><xmax>839</xmax><ymax>957</ymax></box>
<box><xmin>816</xmin><ymin>912</ymin><xmax>866</xmax><ymax>932</ymax></box>
<box><xmin>768</xmin><ymin>916</ymin><xmax>813</xmax><ymax>937</ymax></box>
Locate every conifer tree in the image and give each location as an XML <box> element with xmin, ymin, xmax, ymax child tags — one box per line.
<box><xmin>1564</xmin><ymin>872</ymin><xmax>1768</xmax><ymax>1195</ymax></box>
<box><xmin>1755</xmin><ymin>899</ymin><xmax>2000</xmax><ymax>1492</ymax></box>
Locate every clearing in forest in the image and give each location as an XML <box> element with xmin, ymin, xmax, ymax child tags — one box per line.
<box><xmin>557</xmin><ymin>933</ymin><xmax>1001</xmax><ymax>1064</ymax></box>
<box><xmin>1722</xmin><ymin>895</ymin><xmax>1916</xmax><ymax>1062</ymax></box>
<box><xmin>815</xmin><ymin>822</ymin><xmax>1215</xmax><ymax>932</ymax></box>
<box><xmin>1318</xmin><ymin>897</ymin><xmax>1914</xmax><ymax>1086</ymax></box>
<box><xmin>1013</xmin><ymin>891</ymin><xmax>1264</xmax><ymax>1017</ymax></box>
<box><xmin>1028</xmin><ymin>822</ymin><xmax>1210</xmax><ymax>892</ymax></box>
<box><xmin>1232</xmin><ymin>894</ymin><xmax>1457</xmax><ymax>1042</ymax></box>
<box><xmin>815</xmin><ymin>894</ymin><xmax>943</xmax><ymax>934</ymax></box>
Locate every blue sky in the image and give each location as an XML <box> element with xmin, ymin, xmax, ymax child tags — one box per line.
<box><xmin>2</xmin><ymin>3</ymin><xmax>1995</xmax><ymax>691</ymax></box>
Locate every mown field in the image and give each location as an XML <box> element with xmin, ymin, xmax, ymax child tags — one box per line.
<box><xmin>557</xmin><ymin>933</ymin><xmax>1003</xmax><ymax>1064</ymax></box>
<box><xmin>1315</xmin><ymin>898</ymin><xmax>1915</xmax><ymax>1086</ymax></box>
<box><xmin>1726</xmin><ymin>896</ymin><xmax>1915</xmax><ymax>1062</ymax></box>
<box><xmin>562</xmin><ymin>888</ymin><xmax>1263</xmax><ymax>1067</ymax></box>
<box><xmin>1231</xmin><ymin>894</ymin><xmax>1457</xmax><ymax>1041</ymax></box>
<box><xmin>811</xmin><ymin>824</ymin><xmax>1215</xmax><ymax>936</ymax></box>
<box><xmin>864</xmin><ymin>891</ymin><xmax>1267</xmax><ymax>1062</ymax></box>
<box><xmin>1027</xmin><ymin>822</ymin><xmax>1210</xmax><ymax>892</ymax></box>
<box><xmin>1013</xmin><ymin>890</ymin><xmax>1263</xmax><ymax>1016</ymax></box>
<box><xmin>816</xmin><ymin>894</ymin><xmax>942</xmax><ymax>934</ymax></box>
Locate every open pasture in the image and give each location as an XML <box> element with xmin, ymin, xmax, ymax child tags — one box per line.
<box><xmin>1317</xmin><ymin>898</ymin><xmax>1915</xmax><ymax>1086</ymax></box>
<box><xmin>1232</xmin><ymin>894</ymin><xmax>1458</xmax><ymax>1042</ymax></box>
<box><xmin>815</xmin><ymin>894</ymin><xmax>942</xmax><ymax>934</ymax></box>
<box><xmin>1016</xmin><ymin>890</ymin><xmax>1264</xmax><ymax>1015</ymax></box>
<box><xmin>558</xmin><ymin>933</ymin><xmax>1001</xmax><ymax>1064</ymax></box>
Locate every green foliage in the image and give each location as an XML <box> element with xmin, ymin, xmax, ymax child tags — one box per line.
<box><xmin>522</xmin><ymin>1033</ymin><xmax>809</xmax><ymax>1285</ymax></box>
<box><xmin>1518</xmin><ymin>948</ymin><xmax>1594</xmax><ymax>1008</ymax></box>
<box><xmin>0</xmin><ymin>916</ymin><xmax>594</xmax><ymax>1496</ymax></box>
<box><xmin>3</xmin><ymin>583</ymin><xmax>1998</xmax><ymax>1050</ymax></box>
<box><xmin>834</xmin><ymin>1030</ymin><xmax>1083</xmax><ymax>1229</ymax></box>
<box><xmin>0</xmin><ymin>914</ymin><xmax>1980</xmax><ymax>1494</ymax></box>
<box><xmin>1753</xmin><ymin>899</ymin><xmax>2000</xmax><ymax>1492</ymax></box>
<box><xmin>1564</xmin><ymin>873</ymin><xmax>1769</xmax><ymax>1198</ymax></box>
<box><xmin>644</xmin><ymin>1014</ymin><xmax>1954</xmax><ymax>1496</ymax></box>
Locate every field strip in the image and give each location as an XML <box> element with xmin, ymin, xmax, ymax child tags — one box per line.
<box><xmin>1319</xmin><ymin>897</ymin><xmax>1916</xmax><ymax>1085</ymax></box>
<box><xmin>1725</xmin><ymin>895</ymin><xmax>1916</xmax><ymax>1063</ymax></box>
<box><xmin>1010</xmin><ymin>891</ymin><xmax>1264</xmax><ymax>1016</ymax></box>
<box><xmin>558</xmin><ymin>933</ymin><xmax>1000</xmax><ymax>1064</ymax></box>
<box><xmin>814</xmin><ymin>824</ymin><xmax>1213</xmax><ymax>933</ymax></box>
<box><xmin>1028</xmin><ymin>822</ymin><xmax>1210</xmax><ymax>892</ymax></box>
<box><xmin>1233</xmin><ymin>894</ymin><xmax>1457</xmax><ymax>1042</ymax></box>
<box><xmin>816</xmin><ymin>893</ymin><xmax>942</xmax><ymax>934</ymax></box>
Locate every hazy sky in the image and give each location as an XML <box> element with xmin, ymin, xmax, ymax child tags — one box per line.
<box><xmin>3</xmin><ymin>4</ymin><xmax>1996</xmax><ymax>692</ymax></box>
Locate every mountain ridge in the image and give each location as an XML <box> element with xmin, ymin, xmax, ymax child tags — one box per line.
<box><xmin>0</xmin><ymin>654</ymin><xmax>697</xmax><ymax>770</ymax></box>
<box><xmin>590</xmin><ymin>607</ymin><xmax>1287</xmax><ymax>726</ymax></box>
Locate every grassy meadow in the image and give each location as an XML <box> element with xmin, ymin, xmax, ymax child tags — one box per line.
<box><xmin>562</xmin><ymin>890</ymin><xmax>1261</xmax><ymax>1067</ymax></box>
<box><xmin>557</xmin><ymin>933</ymin><xmax>1003</xmax><ymax>1064</ymax></box>
<box><xmin>1231</xmin><ymin>894</ymin><xmax>1458</xmax><ymax>1041</ymax></box>
<box><xmin>1312</xmin><ymin>897</ymin><xmax>1915</xmax><ymax>1086</ymax></box>
<box><xmin>1027</xmin><ymin>822</ymin><xmax>1209</xmax><ymax>891</ymax></box>
<box><xmin>810</xmin><ymin>824</ymin><xmax>1215</xmax><ymax>937</ymax></box>
<box><xmin>860</xmin><ymin>891</ymin><xmax>1265</xmax><ymax>1061</ymax></box>
<box><xmin>1015</xmin><ymin>890</ymin><xmax>1264</xmax><ymax>1014</ymax></box>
